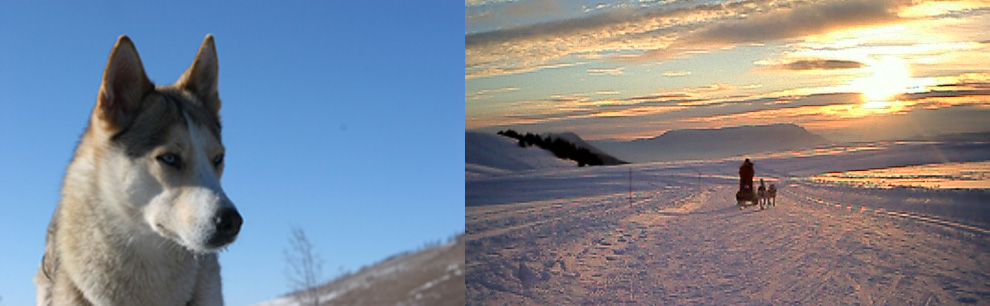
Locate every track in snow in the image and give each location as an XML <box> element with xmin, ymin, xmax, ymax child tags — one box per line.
<box><xmin>785</xmin><ymin>189</ymin><xmax>990</xmax><ymax>236</ymax></box>
<box><xmin>467</xmin><ymin>182</ymin><xmax>990</xmax><ymax>305</ymax></box>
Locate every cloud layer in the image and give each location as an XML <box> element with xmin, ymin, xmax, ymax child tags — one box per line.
<box><xmin>465</xmin><ymin>0</ymin><xmax>990</xmax><ymax>141</ymax></box>
<box><xmin>778</xmin><ymin>59</ymin><xmax>865</xmax><ymax>70</ymax></box>
<box><xmin>466</xmin><ymin>0</ymin><xmax>909</xmax><ymax>78</ymax></box>
<box><xmin>468</xmin><ymin>74</ymin><xmax>990</xmax><ymax>141</ymax></box>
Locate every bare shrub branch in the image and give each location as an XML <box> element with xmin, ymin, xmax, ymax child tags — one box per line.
<box><xmin>284</xmin><ymin>226</ymin><xmax>324</xmax><ymax>306</ymax></box>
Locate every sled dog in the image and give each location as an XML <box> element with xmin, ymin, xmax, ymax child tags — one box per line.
<box><xmin>757</xmin><ymin>184</ymin><xmax>767</xmax><ymax>209</ymax></box>
<box><xmin>767</xmin><ymin>184</ymin><xmax>777</xmax><ymax>207</ymax></box>
<box><xmin>34</xmin><ymin>34</ymin><xmax>242</xmax><ymax>306</ymax></box>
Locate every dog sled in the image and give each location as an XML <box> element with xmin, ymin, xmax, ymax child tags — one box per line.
<box><xmin>737</xmin><ymin>182</ymin><xmax>776</xmax><ymax>210</ymax></box>
<box><xmin>736</xmin><ymin>185</ymin><xmax>760</xmax><ymax>209</ymax></box>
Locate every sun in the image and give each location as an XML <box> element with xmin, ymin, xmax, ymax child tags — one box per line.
<box><xmin>851</xmin><ymin>56</ymin><xmax>913</xmax><ymax>103</ymax></box>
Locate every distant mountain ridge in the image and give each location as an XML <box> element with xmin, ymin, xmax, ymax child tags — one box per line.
<box><xmin>591</xmin><ymin>124</ymin><xmax>831</xmax><ymax>163</ymax></box>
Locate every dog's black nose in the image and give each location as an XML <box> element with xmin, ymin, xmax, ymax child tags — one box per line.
<box><xmin>215</xmin><ymin>208</ymin><xmax>242</xmax><ymax>239</ymax></box>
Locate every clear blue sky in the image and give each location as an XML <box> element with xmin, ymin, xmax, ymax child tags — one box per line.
<box><xmin>0</xmin><ymin>2</ymin><xmax>463</xmax><ymax>305</ymax></box>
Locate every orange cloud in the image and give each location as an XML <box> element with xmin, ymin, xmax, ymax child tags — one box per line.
<box><xmin>466</xmin><ymin>0</ymin><xmax>912</xmax><ymax>78</ymax></box>
<box><xmin>775</xmin><ymin>59</ymin><xmax>865</xmax><ymax>71</ymax></box>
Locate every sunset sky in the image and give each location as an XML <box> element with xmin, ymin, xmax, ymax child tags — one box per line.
<box><xmin>465</xmin><ymin>0</ymin><xmax>990</xmax><ymax>142</ymax></box>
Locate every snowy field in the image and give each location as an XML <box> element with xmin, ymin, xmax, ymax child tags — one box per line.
<box><xmin>466</xmin><ymin>139</ymin><xmax>990</xmax><ymax>305</ymax></box>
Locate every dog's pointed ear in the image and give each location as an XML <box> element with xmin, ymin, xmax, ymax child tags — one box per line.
<box><xmin>97</xmin><ymin>35</ymin><xmax>153</xmax><ymax>130</ymax></box>
<box><xmin>177</xmin><ymin>34</ymin><xmax>220</xmax><ymax>115</ymax></box>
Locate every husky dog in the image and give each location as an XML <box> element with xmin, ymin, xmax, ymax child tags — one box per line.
<box><xmin>34</xmin><ymin>35</ymin><xmax>242</xmax><ymax>306</ymax></box>
<box><xmin>767</xmin><ymin>184</ymin><xmax>777</xmax><ymax>207</ymax></box>
<box><xmin>757</xmin><ymin>179</ymin><xmax>767</xmax><ymax>210</ymax></box>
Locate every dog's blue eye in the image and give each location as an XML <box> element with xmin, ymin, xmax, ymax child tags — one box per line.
<box><xmin>213</xmin><ymin>154</ymin><xmax>224</xmax><ymax>167</ymax></box>
<box><xmin>157</xmin><ymin>153</ymin><xmax>181</xmax><ymax>168</ymax></box>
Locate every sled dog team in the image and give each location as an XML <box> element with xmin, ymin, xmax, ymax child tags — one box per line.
<box><xmin>757</xmin><ymin>179</ymin><xmax>777</xmax><ymax>209</ymax></box>
<box><xmin>738</xmin><ymin>158</ymin><xmax>777</xmax><ymax>210</ymax></box>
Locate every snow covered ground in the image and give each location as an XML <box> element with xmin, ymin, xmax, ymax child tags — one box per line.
<box><xmin>466</xmin><ymin>140</ymin><xmax>990</xmax><ymax>305</ymax></box>
<box><xmin>466</xmin><ymin>132</ymin><xmax>575</xmax><ymax>179</ymax></box>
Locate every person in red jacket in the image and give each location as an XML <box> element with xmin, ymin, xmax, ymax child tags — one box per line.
<box><xmin>739</xmin><ymin>158</ymin><xmax>754</xmax><ymax>191</ymax></box>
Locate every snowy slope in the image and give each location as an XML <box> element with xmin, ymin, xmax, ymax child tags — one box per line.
<box><xmin>466</xmin><ymin>140</ymin><xmax>990</xmax><ymax>305</ymax></box>
<box><xmin>465</xmin><ymin>131</ymin><xmax>575</xmax><ymax>178</ymax></box>
<box><xmin>256</xmin><ymin>236</ymin><xmax>465</xmax><ymax>306</ymax></box>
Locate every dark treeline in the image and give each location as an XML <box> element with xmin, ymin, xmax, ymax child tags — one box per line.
<box><xmin>497</xmin><ymin>129</ymin><xmax>605</xmax><ymax>167</ymax></box>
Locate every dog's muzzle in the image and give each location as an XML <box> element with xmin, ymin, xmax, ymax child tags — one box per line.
<box><xmin>208</xmin><ymin>208</ymin><xmax>242</xmax><ymax>248</ymax></box>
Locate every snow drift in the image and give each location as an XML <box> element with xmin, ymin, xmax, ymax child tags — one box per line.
<box><xmin>466</xmin><ymin>131</ymin><xmax>575</xmax><ymax>178</ymax></box>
